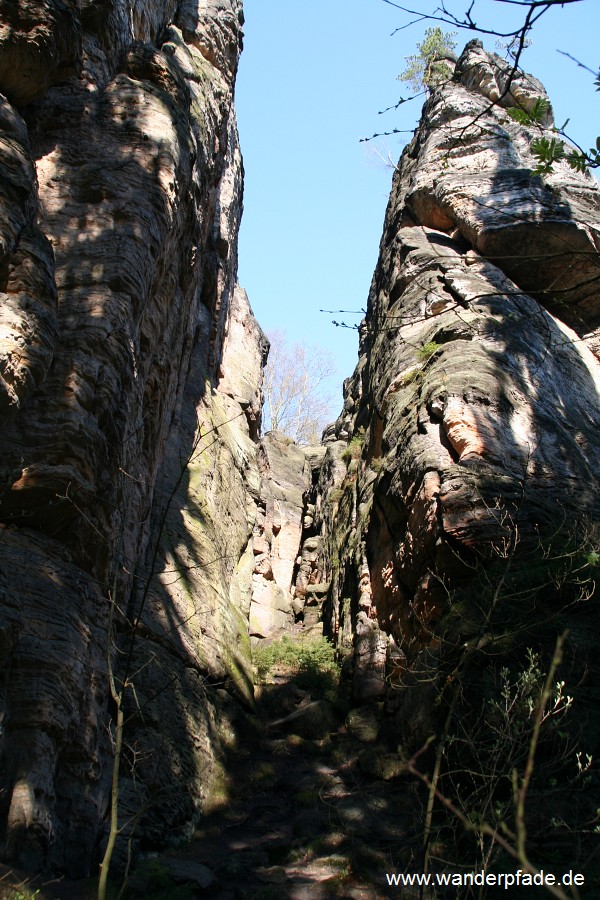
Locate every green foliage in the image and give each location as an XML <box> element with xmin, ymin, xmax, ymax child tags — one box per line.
<box><xmin>529</xmin><ymin>135</ymin><xmax>565</xmax><ymax>174</ymax></box>
<box><xmin>566</xmin><ymin>146</ymin><xmax>599</xmax><ymax>173</ymax></box>
<box><xmin>531</xmin><ymin>135</ymin><xmax>600</xmax><ymax>175</ymax></box>
<box><xmin>2</xmin><ymin>890</ymin><xmax>40</xmax><ymax>900</ymax></box>
<box><xmin>506</xmin><ymin>96</ymin><xmax>550</xmax><ymax>126</ymax></box>
<box><xmin>516</xmin><ymin>77</ymin><xmax>600</xmax><ymax>175</ymax></box>
<box><xmin>253</xmin><ymin>635</ymin><xmax>340</xmax><ymax>699</ymax></box>
<box><xmin>505</xmin><ymin>72</ymin><xmax>600</xmax><ymax>176</ymax></box>
<box><xmin>398</xmin><ymin>27</ymin><xmax>457</xmax><ymax>93</ymax></box>
<box><xmin>586</xmin><ymin>549</ymin><xmax>600</xmax><ymax>568</ymax></box>
<box><xmin>416</xmin><ymin>340</ymin><xmax>441</xmax><ymax>362</ymax></box>
<box><xmin>489</xmin><ymin>648</ymin><xmax>572</xmax><ymax>735</ymax></box>
<box><xmin>341</xmin><ymin>430</ymin><xmax>365</xmax><ymax>464</ymax></box>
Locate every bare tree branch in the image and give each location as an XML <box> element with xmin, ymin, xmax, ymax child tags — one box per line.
<box><xmin>263</xmin><ymin>330</ymin><xmax>338</xmax><ymax>444</ymax></box>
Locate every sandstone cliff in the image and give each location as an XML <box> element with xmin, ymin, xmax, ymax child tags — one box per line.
<box><xmin>250</xmin><ymin>432</ymin><xmax>311</xmax><ymax>638</ymax></box>
<box><xmin>2</xmin><ymin>11</ymin><xmax>600</xmax><ymax>888</ymax></box>
<box><xmin>0</xmin><ymin>0</ymin><xmax>265</xmax><ymax>876</ymax></box>
<box><xmin>316</xmin><ymin>40</ymin><xmax>600</xmax><ymax>783</ymax></box>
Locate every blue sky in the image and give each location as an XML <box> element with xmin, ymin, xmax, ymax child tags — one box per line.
<box><xmin>235</xmin><ymin>0</ymin><xmax>600</xmax><ymax>407</ymax></box>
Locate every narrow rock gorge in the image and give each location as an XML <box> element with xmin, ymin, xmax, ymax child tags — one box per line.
<box><xmin>0</xmin><ymin>3</ymin><xmax>599</xmax><ymax>895</ymax></box>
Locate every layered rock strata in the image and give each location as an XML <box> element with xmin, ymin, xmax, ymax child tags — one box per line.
<box><xmin>318</xmin><ymin>43</ymin><xmax>600</xmax><ymax>717</ymax></box>
<box><xmin>0</xmin><ymin>0</ymin><xmax>259</xmax><ymax>876</ymax></box>
<box><xmin>250</xmin><ymin>432</ymin><xmax>311</xmax><ymax>638</ymax></box>
<box><xmin>249</xmin><ymin>435</ymin><xmax>333</xmax><ymax>639</ymax></box>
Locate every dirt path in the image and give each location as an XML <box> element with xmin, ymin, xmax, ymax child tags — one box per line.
<box><xmin>0</xmin><ymin>630</ymin><xmax>422</xmax><ymax>899</ymax></box>
<box><xmin>150</xmin><ymin>647</ymin><xmax>421</xmax><ymax>899</ymax></box>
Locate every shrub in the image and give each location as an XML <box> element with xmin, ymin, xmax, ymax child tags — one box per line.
<box><xmin>398</xmin><ymin>27</ymin><xmax>457</xmax><ymax>94</ymax></box>
<box><xmin>402</xmin><ymin>524</ymin><xmax>600</xmax><ymax>888</ymax></box>
<box><xmin>341</xmin><ymin>430</ymin><xmax>365</xmax><ymax>465</ymax></box>
<box><xmin>416</xmin><ymin>340</ymin><xmax>441</xmax><ymax>362</ymax></box>
<box><xmin>252</xmin><ymin>635</ymin><xmax>340</xmax><ymax>700</ymax></box>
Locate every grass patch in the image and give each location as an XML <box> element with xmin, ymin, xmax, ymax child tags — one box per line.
<box><xmin>253</xmin><ymin>635</ymin><xmax>340</xmax><ymax>700</ymax></box>
<box><xmin>341</xmin><ymin>430</ymin><xmax>365</xmax><ymax>465</ymax></box>
<box><xmin>401</xmin><ymin>366</ymin><xmax>424</xmax><ymax>387</ymax></box>
<box><xmin>369</xmin><ymin>456</ymin><xmax>385</xmax><ymax>473</ymax></box>
<box><xmin>416</xmin><ymin>340</ymin><xmax>441</xmax><ymax>362</ymax></box>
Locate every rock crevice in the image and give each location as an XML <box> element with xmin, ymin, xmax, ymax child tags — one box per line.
<box><xmin>1</xmin><ymin>18</ymin><xmax>600</xmax><ymax>890</ymax></box>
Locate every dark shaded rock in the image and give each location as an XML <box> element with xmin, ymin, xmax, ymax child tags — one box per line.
<box><xmin>345</xmin><ymin>705</ymin><xmax>382</xmax><ymax>743</ymax></box>
<box><xmin>0</xmin><ymin>0</ymin><xmax>82</xmax><ymax>105</ymax></box>
<box><xmin>358</xmin><ymin>748</ymin><xmax>404</xmax><ymax>781</ymax></box>
<box><xmin>0</xmin><ymin>0</ymin><xmax>256</xmax><ymax>878</ymax></box>
<box><xmin>272</xmin><ymin>700</ymin><xmax>337</xmax><ymax>740</ymax></box>
<box><xmin>164</xmin><ymin>858</ymin><xmax>215</xmax><ymax>889</ymax></box>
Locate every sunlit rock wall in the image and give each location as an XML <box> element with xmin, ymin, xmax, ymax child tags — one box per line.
<box><xmin>0</xmin><ymin>0</ymin><xmax>259</xmax><ymax>876</ymax></box>
<box><xmin>319</xmin><ymin>42</ymin><xmax>600</xmax><ymax>717</ymax></box>
<box><xmin>250</xmin><ymin>433</ymin><xmax>311</xmax><ymax>638</ymax></box>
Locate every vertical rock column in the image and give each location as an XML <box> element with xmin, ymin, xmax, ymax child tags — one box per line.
<box><xmin>0</xmin><ymin>0</ymin><xmax>259</xmax><ymax>876</ymax></box>
<box><xmin>316</xmin><ymin>42</ymin><xmax>600</xmax><ymax>718</ymax></box>
<box><xmin>250</xmin><ymin>433</ymin><xmax>311</xmax><ymax>638</ymax></box>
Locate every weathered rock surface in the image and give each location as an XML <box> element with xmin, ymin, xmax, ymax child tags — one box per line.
<box><xmin>0</xmin><ymin>0</ymin><xmax>82</xmax><ymax>106</ymax></box>
<box><xmin>318</xmin><ymin>44</ymin><xmax>600</xmax><ymax>729</ymax></box>
<box><xmin>0</xmin><ymin>96</ymin><xmax>58</xmax><ymax>419</ymax></box>
<box><xmin>2</xmin><ymin>13</ymin><xmax>600</xmax><ymax>888</ymax></box>
<box><xmin>404</xmin><ymin>40</ymin><xmax>600</xmax><ymax>350</ymax></box>
<box><xmin>218</xmin><ymin>285</ymin><xmax>269</xmax><ymax>440</ymax></box>
<box><xmin>250</xmin><ymin>432</ymin><xmax>311</xmax><ymax>637</ymax></box>
<box><xmin>0</xmin><ymin>0</ymin><xmax>259</xmax><ymax>877</ymax></box>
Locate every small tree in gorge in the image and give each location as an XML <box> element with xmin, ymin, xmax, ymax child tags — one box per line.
<box><xmin>398</xmin><ymin>26</ymin><xmax>457</xmax><ymax>93</ymax></box>
<box><xmin>262</xmin><ymin>330</ymin><xmax>338</xmax><ymax>445</ymax></box>
<box><xmin>385</xmin><ymin>0</ymin><xmax>599</xmax><ymax>174</ymax></box>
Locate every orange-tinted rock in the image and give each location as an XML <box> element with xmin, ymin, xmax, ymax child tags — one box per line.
<box><xmin>318</xmin><ymin>44</ymin><xmax>600</xmax><ymax>720</ymax></box>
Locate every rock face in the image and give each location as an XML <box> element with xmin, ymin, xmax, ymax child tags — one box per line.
<box><xmin>407</xmin><ymin>42</ymin><xmax>600</xmax><ymax>350</ymax></box>
<box><xmin>0</xmin><ymin>0</ymin><xmax>262</xmax><ymax>877</ymax></box>
<box><xmin>2</xmin><ymin>16</ymin><xmax>600</xmax><ymax>885</ymax></box>
<box><xmin>250</xmin><ymin>432</ymin><xmax>311</xmax><ymax>638</ymax></box>
<box><xmin>318</xmin><ymin>43</ymin><xmax>600</xmax><ymax>724</ymax></box>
